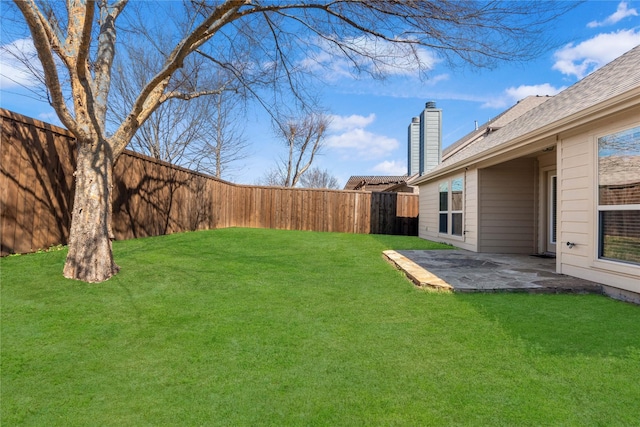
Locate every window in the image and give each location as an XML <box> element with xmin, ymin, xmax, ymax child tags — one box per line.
<box><xmin>439</xmin><ymin>177</ymin><xmax>464</xmax><ymax>236</ymax></box>
<box><xmin>597</xmin><ymin>125</ymin><xmax>640</xmax><ymax>265</ymax></box>
<box><xmin>451</xmin><ymin>178</ymin><xmax>463</xmax><ymax>236</ymax></box>
<box><xmin>439</xmin><ymin>182</ymin><xmax>448</xmax><ymax>233</ymax></box>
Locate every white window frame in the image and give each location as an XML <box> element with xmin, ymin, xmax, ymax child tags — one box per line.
<box><xmin>438</xmin><ymin>176</ymin><xmax>464</xmax><ymax>240</ymax></box>
<box><xmin>595</xmin><ymin>124</ymin><xmax>640</xmax><ymax>267</ymax></box>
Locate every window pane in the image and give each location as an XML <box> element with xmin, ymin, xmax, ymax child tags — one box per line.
<box><xmin>598</xmin><ymin>126</ymin><xmax>640</xmax><ymax>205</ymax></box>
<box><xmin>439</xmin><ymin>213</ymin><xmax>448</xmax><ymax>233</ymax></box>
<box><xmin>452</xmin><ymin>178</ymin><xmax>463</xmax><ymax>211</ymax></box>
<box><xmin>599</xmin><ymin>210</ymin><xmax>640</xmax><ymax>265</ymax></box>
<box><xmin>452</xmin><ymin>213</ymin><xmax>463</xmax><ymax>236</ymax></box>
<box><xmin>439</xmin><ymin>182</ymin><xmax>448</xmax><ymax>211</ymax></box>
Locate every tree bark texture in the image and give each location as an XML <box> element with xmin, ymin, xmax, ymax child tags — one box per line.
<box><xmin>63</xmin><ymin>139</ymin><xmax>119</xmax><ymax>282</ymax></box>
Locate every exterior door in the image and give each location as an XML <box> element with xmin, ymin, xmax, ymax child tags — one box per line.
<box><xmin>547</xmin><ymin>172</ymin><xmax>557</xmax><ymax>254</ymax></box>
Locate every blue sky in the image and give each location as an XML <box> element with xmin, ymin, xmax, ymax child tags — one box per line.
<box><xmin>2</xmin><ymin>1</ymin><xmax>640</xmax><ymax>186</ymax></box>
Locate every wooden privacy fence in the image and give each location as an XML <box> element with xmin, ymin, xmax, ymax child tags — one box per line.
<box><xmin>1</xmin><ymin>109</ymin><xmax>418</xmax><ymax>256</ymax></box>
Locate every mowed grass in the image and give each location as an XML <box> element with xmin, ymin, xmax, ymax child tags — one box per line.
<box><xmin>2</xmin><ymin>228</ymin><xmax>639</xmax><ymax>426</ymax></box>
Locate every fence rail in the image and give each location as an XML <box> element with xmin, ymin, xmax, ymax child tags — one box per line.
<box><xmin>1</xmin><ymin>109</ymin><xmax>418</xmax><ymax>256</ymax></box>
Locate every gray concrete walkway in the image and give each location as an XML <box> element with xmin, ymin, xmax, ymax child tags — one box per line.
<box><xmin>384</xmin><ymin>250</ymin><xmax>604</xmax><ymax>294</ymax></box>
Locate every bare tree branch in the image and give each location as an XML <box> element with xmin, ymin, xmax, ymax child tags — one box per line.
<box><xmin>270</xmin><ymin>112</ymin><xmax>330</xmax><ymax>187</ymax></box>
<box><xmin>299</xmin><ymin>167</ymin><xmax>340</xmax><ymax>189</ymax></box>
<box><xmin>111</xmin><ymin>1</ymin><xmax>250</xmax><ymax>155</ymax></box>
<box><xmin>13</xmin><ymin>0</ymin><xmax>76</xmax><ymax>132</ymax></box>
<box><xmin>10</xmin><ymin>0</ymin><xmax>577</xmax><ymax>282</ymax></box>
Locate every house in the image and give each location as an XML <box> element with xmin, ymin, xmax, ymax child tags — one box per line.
<box><xmin>411</xmin><ymin>45</ymin><xmax>640</xmax><ymax>301</ymax></box>
<box><xmin>344</xmin><ymin>175</ymin><xmax>418</xmax><ymax>193</ymax></box>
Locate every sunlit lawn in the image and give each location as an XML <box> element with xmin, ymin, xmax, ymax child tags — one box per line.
<box><xmin>2</xmin><ymin>228</ymin><xmax>639</xmax><ymax>425</ymax></box>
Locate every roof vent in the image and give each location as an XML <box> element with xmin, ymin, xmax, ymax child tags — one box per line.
<box><xmin>425</xmin><ymin>101</ymin><xmax>437</xmax><ymax>109</ymax></box>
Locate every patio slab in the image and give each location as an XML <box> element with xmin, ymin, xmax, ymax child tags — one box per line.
<box><xmin>383</xmin><ymin>250</ymin><xmax>604</xmax><ymax>294</ymax></box>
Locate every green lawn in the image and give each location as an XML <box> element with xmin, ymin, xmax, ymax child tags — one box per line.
<box><xmin>2</xmin><ymin>228</ymin><xmax>639</xmax><ymax>426</ymax></box>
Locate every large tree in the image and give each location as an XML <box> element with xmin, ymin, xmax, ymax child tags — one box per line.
<box><xmin>12</xmin><ymin>0</ymin><xmax>575</xmax><ymax>282</ymax></box>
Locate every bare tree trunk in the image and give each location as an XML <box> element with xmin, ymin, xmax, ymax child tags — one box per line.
<box><xmin>12</xmin><ymin>0</ymin><xmax>576</xmax><ymax>282</ymax></box>
<box><xmin>63</xmin><ymin>139</ymin><xmax>119</xmax><ymax>282</ymax></box>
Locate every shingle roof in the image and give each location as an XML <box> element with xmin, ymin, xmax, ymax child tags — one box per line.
<box><xmin>421</xmin><ymin>44</ymin><xmax>640</xmax><ymax>179</ymax></box>
<box><xmin>343</xmin><ymin>175</ymin><xmax>410</xmax><ymax>191</ymax></box>
<box><xmin>442</xmin><ymin>95</ymin><xmax>552</xmax><ymax>161</ymax></box>
<box><xmin>599</xmin><ymin>156</ymin><xmax>640</xmax><ymax>186</ymax></box>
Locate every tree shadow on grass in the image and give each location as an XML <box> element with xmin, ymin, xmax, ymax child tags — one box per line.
<box><xmin>460</xmin><ymin>293</ymin><xmax>640</xmax><ymax>358</ymax></box>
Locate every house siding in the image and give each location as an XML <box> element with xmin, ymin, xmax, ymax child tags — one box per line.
<box><xmin>558</xmin><ymin>109</ymin><xmax>640</xmax><ymax>294</ymax></box>
<box><xmin>418</xmin><ymin>169</ymin><xmax>477</xmax><ymax>251</ymax></box>
<box><xmin>418</xmin><ymin>181</ymin><xmax>438</xmax><ymax>240</ymax></box>
<box><xmin>478</xmin><ymin>158</ymin><xmax>535</xmax><ymax>253</ymax></box>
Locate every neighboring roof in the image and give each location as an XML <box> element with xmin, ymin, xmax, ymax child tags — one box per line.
<box><xmin>344</xmin><ymin>175</ymin><xmax>412</xmax><ymax>191</ymax></box>
<box><xmin>413</xmin><ymin>45</ymin><xmax>640</xmax><ymax>185</ymax></box>
<box><xmin>442</xmin><ymin>95</ymin><xmax>552</xmax><ymax>161</ymax></box>
<box><xmin>599</xmin><ymin>156</ymin><xmax>640</xmax><ymax>186</ymax></box>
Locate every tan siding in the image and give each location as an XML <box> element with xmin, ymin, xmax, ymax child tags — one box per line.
<box><xmin>480</xmin><ymin>239</ymin><xmax>534</xmax><ymax>249</ymax></box>
<box><xmin>418</xmin><ymin>181</ymin><xmax>438</xmax><ymax>240</ymax></box>
<box><xmin>562</xmin><ymin>221</ymin><xmax>589</xmax><ymax>233</ymax></box>
<box><xmin>557</xmin><ymin>108</ymin><xmax>640</xmax><ymax>293</ymax></box>
<box><xmin>537</xmin><ymin>151</ymin><xmax>556</xmax><ymax>169</ymax></box>
<box><xmin>561</xmin><ymin>199</ymin><xmax>589</xmax><ymax>211</ymax></box>
<box><xmin>562</xmin><ymin>177</ymin><xmax>590</xmax><ymax>196</ymax></box>
<box><xmin>562</xmin><ymin>164</ymin><xmax>588</xmax><ymax>180</ymax></box>
<box><xmin>478</xmin><ymin>158</ymin><xmax>535</xmax><ymax>253</ymax></box>
<box><xmin>558</xmin><ymin>132</ymin><xmax>592</xmax><ymax>261</ymax></box>
<box><xmin>562</xmin><ymin>188</ymin><xmax>590</xmax><ymax>201</ymax></box>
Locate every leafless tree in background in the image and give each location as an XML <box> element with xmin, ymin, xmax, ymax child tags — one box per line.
<box><xmin>9</xmin><ymin>0</ymin><xmax>577</xmax><ymax>282</ymax></box>
<box><xmin>299</xmin><ymin>167</ymin><xmax>340</xmax><ymax>189</ymax></box>
<box><xmin>265</xmin><ymin>113</ymin><xmax>330</xmax><ymax>188</ymax></box>
<box><xmin>110</xmin><ymin>23</ymin><xmax>249</xmax><ymax>179</ymax></box>
<box><xmin>259</xmin><ymin>168</ymin><xmax>286</xmax><ymax>187</ymax></box>
<box><xmin>187</xmin><ymin>91</ymin><xmax>250</xmax><ymax>179</ymax></box>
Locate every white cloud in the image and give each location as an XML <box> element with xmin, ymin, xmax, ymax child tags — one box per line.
<box><xmin>0</xmin><ymin>38</ymin><xmax>42</xmax><ymax>89</ymax></box>
<box><xmin>325</xmin><ymin>113</ymin><xmax>399</xmax><ymax>160</ymax></box>
<box><xmin>482</xmin><ymin>83</ymin><xmax>565</xmax><ymax>109</ymax></box>
<box><xmin>328</xmin><ymin>113</ymin><xmax>376</xmax><ymax>132</ymax></box>
<box><xmin>505</xmin><ymin>84</ymin><xmax>565</xmax><ymax>100</ymax></box>
<box><xmin>372</xmin><ymin>160</ymin><xmax>406</xmax><ymax>175</ymax></box>
<box><xmin>552</xmin><ymin>29</ymin><xmax>640</xmax><ymax>79</ymax></box>
<box><xmin>325</xmin><ymin>128</ymin><xmax>399</xmax><ymax>159</ymax></box>
<box><xmin>587</xmin><ymin>1</ymin><xmax>638</xmax><ymax>28</ymax></box>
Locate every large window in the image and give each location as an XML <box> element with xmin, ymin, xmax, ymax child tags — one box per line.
<box><xmin>597</xmin><ymin>125</ymin><xmax>640</xmax><ymax>265</ymax></box>
<box><xmin>439</xmin><ymin>177</ymin><xmax>464</xmax><ymax>236</ymax></box>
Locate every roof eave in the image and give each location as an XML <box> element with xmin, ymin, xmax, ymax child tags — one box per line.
<box><xmin>411</xmin><ymin>86</ymin><xmax>640</xmax><ymax>186</ymax></box>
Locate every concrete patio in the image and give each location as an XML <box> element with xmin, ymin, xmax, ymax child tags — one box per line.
<box><xmin>384</xmin><ymin>249</ymin><xmax>604</xmax><ymax>294</ymax></box>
